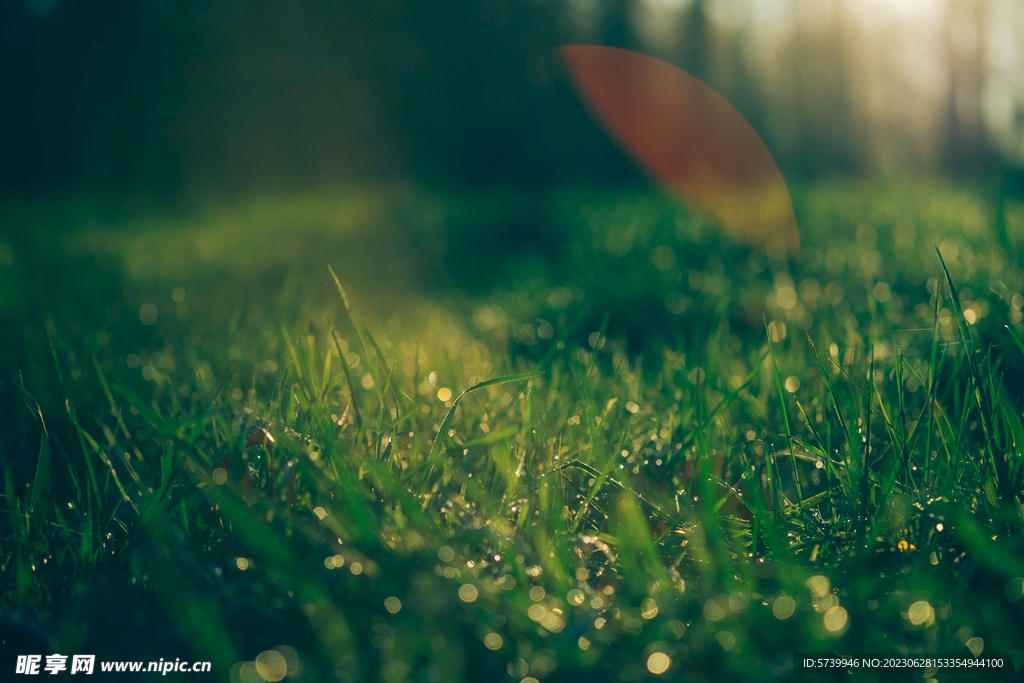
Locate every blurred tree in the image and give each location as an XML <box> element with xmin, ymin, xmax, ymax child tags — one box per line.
<box><xmin>942</xmin><ymin>0</ymin><xmax>992</xmax><ymax>174</ymax></box>
<box><xmin>0</xmin><ymin>0</ymin><xmax>1017</xmax><ymax>199</ymax></box>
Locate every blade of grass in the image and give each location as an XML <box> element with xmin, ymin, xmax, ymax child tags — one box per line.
<box><xmin>18</xmin><ymin>385</ymin><xmax>52</xmax><ymax>538</ymax></box>
<box><xmin>330</xmin><ymin>325</ymin><xmax>363</xmax><ymax>429</ymax></box>
<box><xmin>937</xmin><ymin>248</ymin><xmax>1009</xmax><ymax>499</ymax></box>
<box><xmin>428</xmin><ymin>370</ymin><xmax>543</xmax><ymax>462</ymax></box>
<box><xmin>329</xmin><ymin>265</ymin><xmax>379</xmax><ymax>393</ymax></box>
<box><xmin>679</xmin><ymin>351</ymin><xmax>767</xmax><ymax>453</ymax></box>
<box><xmin>765</xmin><ymin>319</ymin><xmax>802</xmax><ymax>510</ymax></box>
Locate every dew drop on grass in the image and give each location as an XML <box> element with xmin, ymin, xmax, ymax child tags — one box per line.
<box><xmin>507</xmin><ymin>659</ymin><xmax>529</xmax><ymax>678</ymax></box>
<box><xmin>530</xmin><ymin>654</ymin><xmax>557</xmax><ymax>681</ymax></box>
<box><xmin>806</xmin><ymin>575</ymin><xmax>830</xmax><ymax>598</ymax></box>
<box><xmin>768</xmin><ymin>321</ymin><xmax>787</xmax><ymax>342</ymax></box>
<box><xmin>254</xmin><ymin>650</ymin><xmax>287</xmax><ymax>682</ymax></box>
<box><xmin>772</xmin><ymin>596</ymin><xmax>796</xmax><ymax>620</ymax></box>
<box><xmin>703</xmin><ymin>599</ymin><xmax>725</xmax><ymax>621</ymax></box>
<box><xmin>776</xmin><ymin>286</ymin><xmax>797</xmax><ymax>310</ymax></box>
<box><xmin>647</xmin><ymin>652</ymin><xmax>671</xmax><ymax>675</ymax></box>
<box><xmin>823</xmin><ymin>606</ymin><xmax>848</xmax><ymax>632</ymax></box>
<box><xmin>271</xmin><ymin>647</ymin><xmax>298</xmax><ymax>678</ymax></box>
<box><xmin>907</xmin><ymin>601</ymin><xmax>933</xmax><ymax>626</ymax></box>
<box><xmin>729</xmin><ymin>590</ymin><xmax>750</xmax><ymax>612</ymax></box>
<box><xmin>873</xmin><ymin>282</ymin><xmax>891</xmax><ymax>303</ymax></box>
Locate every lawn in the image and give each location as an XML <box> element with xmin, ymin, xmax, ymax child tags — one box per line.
<box><xmin>2</xmin><ymin>177</ymin><xmax>1024</xmax><ymax>682</ymax></box>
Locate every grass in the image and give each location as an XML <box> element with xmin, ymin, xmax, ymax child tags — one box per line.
<box><xmin>3</xmin><ymin>177</ymin><xmax>1024</xmax><ymax>682</ymax></box>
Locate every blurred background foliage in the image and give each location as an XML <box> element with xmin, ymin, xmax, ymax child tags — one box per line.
<box><xmin>3</xmin><ymin>0</ymin><xmax>1024</xmax><ymax>201</ymax></box>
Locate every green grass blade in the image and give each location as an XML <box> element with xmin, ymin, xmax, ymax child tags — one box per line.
<box><xmin>428</xmin><ymin>370</ymin><xmax>543</xmax><ymax>462</ymax></box>
<box><xmin>18</xmin><ymin>385</ymin><xmax>52</xmax><ymax>536</ymax></box>
<box><xmin>680</xmin><ymin>351</ymin><xmax>767</xmax><ymax>452</ymax></box>
<box><xmin>329</xmin><ymin>265</ymin><xmax>378</xmax><ymax>392</ymax></box>
<box><xmin>765</xmin><ymin>319</ymin><xmax>802</xmax><ymax>508</ymax></box>
<box><xmin>936</xmin><ymin>248</ymin><xmax>1008</xmax><ymax>498</ymax></box>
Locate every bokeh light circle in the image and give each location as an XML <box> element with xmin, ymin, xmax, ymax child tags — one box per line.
<box><xmin>647</xmin><ymin>652</ymin><xmax>671</xmax><ymax>675</ymax></box>
<box><xmin>824</xmin><ymin>606</ymin><xmax>848</xmax><ymax>633</ymax></box>
<box><xmin>254</xmin><ymin>650</ymin><xmax>287</xmax><ymax>682</ymax></box>
<box><xmin>772</xmin><ymin>595</ymin><xmax>796</xmax><ymax>620</ymax></box>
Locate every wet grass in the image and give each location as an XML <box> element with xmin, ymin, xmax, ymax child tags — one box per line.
<box><xmin>3</xmin><ymin>178</ymin><xmax>1024</xmax><ymax>681</ymax></box>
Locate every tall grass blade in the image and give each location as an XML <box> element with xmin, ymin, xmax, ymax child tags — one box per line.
<box><xmin>18</xmin><ymin>385</ymin><xmax>52</xmax><ymax>538</ymax></box>
<box><xmin>765</xmin><ymin>318</ymin><xmax>802</xmax><ymax>509</ymax></box>
<box><xmin>936</xmin><ymin>248</ymin><xmax>1009</xmax><ymax>499</ymax></box>
<box><xmin>428</xmin><ymin>371</ymin><xmax>543</xmax><ymax>462</ymax></box>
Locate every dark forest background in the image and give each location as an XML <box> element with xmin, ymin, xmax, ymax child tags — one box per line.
<box><xmin>4</xmin><ymin>0</ymin><xmax>1023</xmax><ymax>202</ymax></box>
